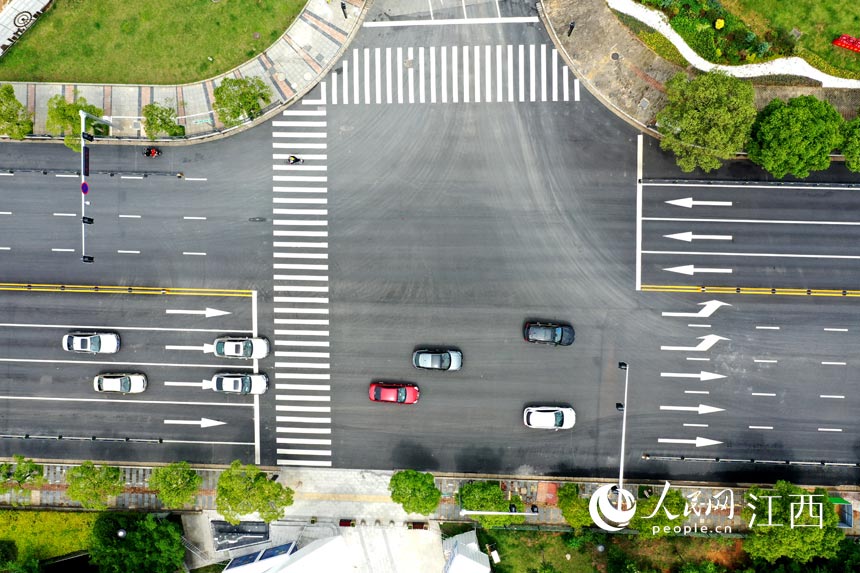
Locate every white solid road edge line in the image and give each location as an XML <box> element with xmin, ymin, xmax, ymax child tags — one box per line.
<box><xmin>635</xmin><ymin>133</ymin><xmax>643</xmax><ymax>290</ymax></box>
<box><xmin>364</xmin><ymin>16</ymin><xmax>539</xmax><ymax>27</ymax></box>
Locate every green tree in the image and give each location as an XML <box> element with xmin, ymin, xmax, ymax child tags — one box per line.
<box><xmin>678</xmin><ymin>561</ymin><xmax>727</xmax><ymax>573</ymax></box>
<box><xmin>657</xmin><ymin>71</ymin><xmax>757</xmax><ymax>172</ymax></box>
<box><xmin>748</xmin><ymin>95</ymin><xmax>844</xmax><ymax>179</ymax></box>
<box><xmin>0</xmin><ymin>455</ymin><xmax>46</xmax><ymax>501</ymax></box>
<box><xmin>213</xmin><ymin>76</ymin><xmax>272</xmax><ymax>127</ymax></box>
<box><xmin>0</xmin><ymin>84</ymin><xmax>32</xmax><ymax>140</ymax></box>
<box><xmin>388</xmin><ymin>470</ymin><xmax>441</xmax><ymax>515</ymax></box>
<box><xmin>148</xmin><ymin>461</ymin><xmax>202</xmax><ymax>508</ymax></box>
<box><xmin>627</xmin><ymin>488</ymin><xmax>686</xmax><ymax>538</ymax></box>
<box><xmin>89</xmin><ymin>513</ymin><xmax>184</xmax><ymax>573</ymax></box>
<box><xmin>556</xmin><ymin>483</ymin><xmax>592</xmax><ymax>531</ymax></box>
<box><xmin>141</xmin><ymin>102</ymin><xmax>185</xmax><ymax>139</ymax></box>
<box><xmin>65</xmin><ymin>461</ymin><xmax>124</xmax><ymax>510</ymax></box>
<box><xmin>45</xmin><ymin>93</ymin><xmax>104</xmax><ymax>151</ymax></box>
<box><xmin>458</xmin><ymin>481</ymin><xmax>524</xmax><ymax>528</ymax></box>
<box><xmin>216</xmin><ymin>460</ymin><xmax>294</xmax><ymax>525</ymax></box>
<box><xmin>742</xmin><ymin>480</ymin><xmax>843</xmax><ymax>563</ymax></box>
<box><xmin>841</xmin><ymin>117</ymin><xmax>860</xmax><ymax>173</ymax></box>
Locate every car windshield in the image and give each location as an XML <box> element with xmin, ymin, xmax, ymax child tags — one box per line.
<box><xmin>554</xmin><ymin>411</ymin><xmax>564</xmax><ymax>427</ymax></box>
<box><xmin>397</xmin><ymin>388</ymin><xmax>406</xmax><ymax>402</ymax></box>
<box><xmin>439</xmin><ymin>353</ymin><xmax>451</xmax><ymax>369</ymax></box>
<box><xmin>242</xmin><ymin>340</ymin><xmax>253</xmax><ymax>356</ymax></box>
<box><xmin>552</xmin><ymin>327</ymin><xmax>563</xmax><ymax>343</ymax></box>
<box><xmin>117</xmin><ymin>377</ymin><xmax>131</xmax><ymax>392</ymax></box>
<box><xmin>87</xmin><ymin>336</ymin><xmax>101</xmax><ymax>352</ymax></box>
<box><xmin>215</xmin><ymin>341</ymin><xmax>225</xmax><ymax>354</ymax></box>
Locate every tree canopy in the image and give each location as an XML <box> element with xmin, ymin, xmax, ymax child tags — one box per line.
<box><xmin>458</xmin><ymin>481</ymin><xmax>525</xmax><ymax>528</ymax></box>
<box><xmin>89</xmin><ymin>513</ymin><xmax>184</xmax><ymax>573</ymax></box>
<box><xmin>748</xmin><ymin>95</ymin><xmax>844</xmax><ymax>179</ymax></box>
<box><xmin>627</xmin><ymin>487</ymin><xmax>687</xmax><ymax>538</ymax></box>
<box><xmin>216</xmin><ymin>460</ymin><xmax>294</xmax><ymax>525</ymax></box>
<box><xmin>657</xmin><ymin>71</ymin><xmax>757</xmax><ymax>172</ymax></box>
<box><xmin>65</xmin><ymin>461</ymin><xmax>124</xmax><ymax>510</ymax></box>
<box><xmin>141</xmin><ymin>102</ymin><xmax>185</xmax><ymax>139</ymax></box>
<box><xmin>213</xmin><ymin>76</ymin><xmax>272</xmax><ymax>127</ymax></box>
<box><xmin>557</xmin><ymin>483</ymin><xmax>592</xmax><ymax>531</ymax></box>
<box><xmin>840</xmin><ymin>117</ymin><xmax>860</xmax><ymax>173</ymax></box>
<box><xmin>148</xmin><ymin>461</ymin><xmax>202</xmax><ymax>508</ymax></box>
<box><xmin>0</xmin><ymin>84</ymin><xmax>32</xmax><ymax>140</ymax></box>
<box><xmin>742</xmin><ymin>480</ymin><xmax>843</xmax><ymax>563</ymax></box>
<box><xmin>45</xmin><ymin>93</ymin><xmax>104</xmax><ymax>151</ymax></box>
<box><xmin>388</xmin><ymin>470</ymin><xmax>441</xmax><ymax>515</ymax></box>
<box><xmin>0</xmin><ymin>455</ymin><xmax>45</xmax><ymax>499</ymax></box>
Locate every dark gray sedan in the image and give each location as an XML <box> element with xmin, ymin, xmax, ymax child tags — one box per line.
<box><xmin>523</xmin><ymin>322</ymin><xmax>575</xmax><ymax>346</ymax></box>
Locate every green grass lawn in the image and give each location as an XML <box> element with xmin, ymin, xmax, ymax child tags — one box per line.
<box><xmin>0</xmin><ymin>510</ymin><xmax>97</xmax><ymax>560</ymax></box>
<box><xmin>723</xmin><ymin>0</ymin><xmax>860</xmax><ymax>75</ymax></box>
<box><xmin>476</xmin><ymin>530</ymin><xmax>597</xmax><ymax>573</ymax></box>
<box><xmin>0</xmin><ymin>0</ymin><xmax>305</xmax><ymax>84</ymax></box>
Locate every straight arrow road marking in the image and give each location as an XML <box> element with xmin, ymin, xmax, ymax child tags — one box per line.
<box><xmin>660</xmin><ymin>371</ymin><xmax>726</xmax><ymax>381</ymax></box>
<box><xmin>664</xmin><ymin>232</ymin><xmax>733</xmax><ymax>242</ymax></box>
<box><xmin>166</xmin><ymin>308</ymin><xmax>231</xmax><ymax>318</ymax></box>
<box><xmin>662</xmin><ymin>300</ymin><xmax>731</xmax><ymax>318</ymax></box>
<box><xmin>164</xmin><ymin>418</ymin><xmax>226</xmax><ymax>428</ymax></box>
<box><xmin>661</xmin><ymin>334</ymin><xmax>728</xmax><ymax>352</ymax></box>
<box><xmin>658</xmin><ymin>436</ymin><xmax>723</xmax><ymax>447</ymax></box>
<box><xmin>660</xmin><ymin>404</ymin><xmax>725</xmax><ymax>414</ymax></box>
<box><xmin>664</xmin><ymin>265</ymin><xmax>732</xmax><ymax>276</ymax></box>
<box><xmin>665</xmin><ymin>197</ymin><xmax>733</xmax><ymax>209</ymax></box>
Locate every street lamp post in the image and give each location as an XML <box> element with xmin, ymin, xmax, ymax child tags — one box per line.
<box><xmin>617</xmin><ymin>361</ymin><xmax>630</xmax><ymax>510</ymax></box>
<box><xmin>78</xmin><ymin>110</ymin><xmax>112</xmax><ymax>264</ymax></box>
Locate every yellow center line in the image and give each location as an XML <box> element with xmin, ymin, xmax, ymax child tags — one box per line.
<box><xmin>641</xmin><ymin>284</ymin><xmax>860</xmax><ymax>297</ymax></box>
<box><xmin>0</xmin><ymin>282</ymin><xmax>252</xmax><ymax>297</ymax></box>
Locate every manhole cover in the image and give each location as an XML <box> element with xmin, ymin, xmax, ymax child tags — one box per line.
<box><xmin>611</xmin><ymin>52</ymin><xmax>620</xmax><ymax>61</ymax></box>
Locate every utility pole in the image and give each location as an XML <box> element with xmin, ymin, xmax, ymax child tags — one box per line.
<box><xmin>78</xmin><ymin>110</ymin><xmax>112</xmax><ymax>264</ymax></box>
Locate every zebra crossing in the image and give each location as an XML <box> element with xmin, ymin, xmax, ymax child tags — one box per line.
<box><xmin>271</xmin><ymin>101</ymin><xmax>333</xmax><ymax>468</ymax></box>
<box><xmin>327</xmin><ymin>44</ymin><xmax>579</xmax><ymax>105</ymax></box>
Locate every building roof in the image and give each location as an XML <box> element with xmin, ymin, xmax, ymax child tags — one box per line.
<box><xmin>442</xmin><ymin>531</ymin><xmax>491</xmax><ymax>573</ymax></box>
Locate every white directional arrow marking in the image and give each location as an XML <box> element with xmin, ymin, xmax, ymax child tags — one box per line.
<box><xmin>658</xmin><ymin>436</ymin><xmax>723</xmax><ymax>447</ymax></box>
<box><xmin>660</xmin><ymin>404</ymin><xmax>725</xmax><ymax>414</ymax></box>
<box><xmin>664</xmin><ymin>232</ymin><xmax>733</xmax><ymax>242</ymax></box>
<box><xmin>661</xmin><ymin>334</ymin><xmax>728</xmax><ymax>352</ymax></box>
<box><xmin>164</xmin><ymin>418</ymin><xmax>226</xmax><ymax>428</ymax></box>
<box><xmin>664</xmin><ymin>265</ymin><xmax>732</xmax><ymax>276</ymax></box>
<box><xmin>665</xmin><ymin>197</ymin><xmax>733</xmax><ymax>209</ymax></box>
<box><xmin>164</xmin><ymin>344</ymin><xmax>214</xmax><ymax>353</ymax></box>
<box><xmin>166</xmin><ymin>307</ymin><xmax>231</xmax><ymax>318</ymax></box>
<box><xmin>662</xmin><ymin>300</ymin><xmax>731</xmax><ymax>318</ymax></box>
<box><xmin>660</xmin><ymin>371</ymin><xmax>726</xmax><ymax>381</ymax></box>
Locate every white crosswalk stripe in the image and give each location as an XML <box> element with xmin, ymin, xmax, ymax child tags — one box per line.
<box><xmin>325</xmin><ymin>43</ymin><xmax>572</xmax><ymax>105</ymax></box>
<box><xmin>271</xmin><ymin>106</ymin><xmax>334</xmax><ymax>468</ymax></box>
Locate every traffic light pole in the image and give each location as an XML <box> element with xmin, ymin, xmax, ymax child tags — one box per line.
<box><xmin>78</xmin><ymin>110</ymin><xmax>111</xmax><ymax>264</ymax></box>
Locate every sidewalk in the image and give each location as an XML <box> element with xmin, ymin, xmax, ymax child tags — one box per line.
<box><xmin>0</xmin><ymin>0</ymin><xmax>367</xmax><ymax>140</ymax></box>
<box><xmin>541</xmin><ymin>0</ymin><xmax>860</xmax><ymax>131</ymax></box>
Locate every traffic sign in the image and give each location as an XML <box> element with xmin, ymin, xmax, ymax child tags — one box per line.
<box><xmin>81</xmin><ymin>182</ymin><xmax>89</xmax><ymax>195</ymax></box>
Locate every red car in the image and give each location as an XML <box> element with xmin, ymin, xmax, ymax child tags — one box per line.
<box><xmin>368</xmin><ymin>382</ymin><xmax>420</xmax><ymax>404</ymax></box>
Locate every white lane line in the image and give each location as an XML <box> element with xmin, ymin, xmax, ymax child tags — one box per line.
<box><xmin>274</xmin><ymin>297</ymin><xmax>329</xmax><ymax>304</ymax></box>
<box><xmin>635</xmin><ymin>133</ymin><xmax>643</xmax><ymax>290</ymax></box>
<box><xmin>430</xmin><ymin>46</ymin><xmax>436</xmax><ymax>103</ymax></box>
<box><xmin>441</xmin><ymin>46</ymin><xmax>447</xmax><ymax>103</ymax></box>
<box><xmin>282</xmin><ymin>110</ymin><xmax>327</xmax><ymax>116</ymax></box>
<box><xmin>687</xmin><ymin>324</ymin><xmax>710</xmax><ymax>328</ymax></box>
<box><xmin>353</xmin><ymin>48</ymin><xmax>360</xmax><ymax>104</ymax></box>
<box><xmin>452</xmin><ymin>46</ymin><xmax>458</xmax><ymax>103</ymax></box>
<box><xmin>272</xmin><ymin>209</ymin><xmax>328</xmax><ymax>216</ymax></box>
<box><xmin>751</xmin><ymin>392</ymin><xmax>776</xmax><ymax>396</ymax></box>
<box><xmin>273</xmin><ymin>242</ymin><xmax>328</xmax><ymax>248</ymax></box>
<box><xmin>406</xmin><ymin>46</ymin><xmax>415</xmax><ymax>103</ymax></box>
<box><xmin>277</xmin><ymin>427</ymin><xmax>331</xmax><ymax>435</ymax></box>
<box><xmin>342</xmin><ymin>59</ymin><xmax>349</xmax><ymax>104</ymax></box>
<box><xmin>275</xmin><ymin>350</ymin><xmax>330</xmax><ymax>358</ymax></box>
<box><xmin>274</xmin><ymin>319</ymin><xmax>329</xmax><ymax>325</ymax></box>
<box><xmin>275</xmin><ymin>340</ymin><xmax>330</xmax><ymax>347</ymax></box>
<box><xmin>754</xmin><ymin>359</ymin><xmax>778</xmax><ymax>364</ymax></box>
<box><xmin>387</xmin><ymin>47</ymin><xmax>392</xmax><ymax>103</ymax></box>
<box><xmin>540</xmin><ymin>43</ymin><xmax>546</xmax><ymax>101</ymax></box>
<box><xmin>0</xmin><ymin>357</ymin><xmax>251</xmax><ymax>368</ymax></box>
<box><xmin>398</xmin><ymin>46</ymin><xmax>404</xmax><ymax>104</ymax></box>
<box><xmin>364</xmin><ymin>47</ymin><xmax>371</xmax><ymax>104</ymax></box>
<box><xmin>121</xmin><ymin>175</ymin><xmax>144</xmax><ymax>180</ymax></box>
<box><xmin>273</xmin><ymin>253</ymin><xmax>328</xmax><ymax>260</ymax></box>
<box><xmin>276</xmin><ymin>405</ymin><xmax>330</xmax><ymax>412</ymax></box>
<box><xmin>277</xmin><ymin>449</ymin><xmax>332</xmax><ymax>456</ymax></box>
<box><xmin>0</xmin><ymin>211</ymin><xmax>10</xmax><ymax>215</ymax></box>
<box><xmin>55</xmin><ymin>173</ymin><xmax>77</xmax><ymax>178</ymax></box>
<box><xmin>119</xmin><ymin>214</ymin><xmax>141</xmax><ymax>219</ymax></box>
<box><xmin>684</xmin><ymin>390</ymin><xmax>709</xmax><ymax>395</ymax></box>
<box><xmin>529</xmin><ymin>44</ymin><xmax>535</xmax><ymax>101</ymax></box>
<box><xmin>820</xmin><ymin>395</ymin><xmax>845</xmax><ymax>399</ymax></box>
<box><xmin>494</xmin><ymin>0</ymin><xmax>501</xmax><ymax>17</ymax></box>
<box><xmin>276</xmin><ymin>437</ymin><xmax>332</xmax><ymax>445</ymax></box>
<box><xmin>818</xmin><ymin>428</ymin><xmax>843</xmax><ymax>432</ymax></box>
<box><xmin>273</xmin><ymin>198</ymin><xmax>328</xmax><ymax>205</ymax></box>
<box><xmin>507</xmin><ymin>44</ymin><xmax>513</xmax><ymax>102</ymax></box>
<box><xmin>644</xmin><ymin>216</ymin><xmax>860</xmax><ymax>226</ymax></box>
<box><xmin>755</xmin><ymin>326</ymin><xmax>780</xmax><ymax>330</ymax></box>
<box><xmin>274</xmin><ymin>329</ymin><xmax>329</xmax><ymax>336</ymax></box>
<box><xmin>573</xmin><ymin>77</ymin><xmax>580</xmax><ymax>101</ymax></box>
<box><xmin>473</xmin><ymin>45</ymin><xmax>480</xmax><ymax>103</ymax></box>
<box><xmin>183</xmin><ymin>216</ymin><xmax>207</xmax><ymax>220</ymax></box>
<box><xmin>274</xmin><ymin>308</ymin><xmax>329</xmax><ymax>314</ymax></box>
<box><xmin>420</xmin><ymin>46</ymin><xmax>426</xmax><ymax>103</ymax></box>
<box><xmin>51</xmin><ymin>248</ymin><xmax>74</xmax><ymax>252</ymax></box>
<box><xmin>272</xmin><ymin>132</ymin><xmax>328</xmax><ymax>139</ymax></box>
<box><xmin>644</xmin><ymin>250</ymin><xmax>860</xmax><ymax>261</ymax></box>
<box><xmin>686</xmin><ymin>357</ymin><xmax>709</xmax><ymax>361</ymax></box>
<box><xmin>363</xmin><ymin>16</ymin><xmax>539</xmax><ymax>27</ymax></box>
<box><xmin>184</xmin><ymin>177</ymin><xmax>208</xmax><ymax>182</ymax></box>
<box><xmin>824</xmin><ymin>328</ymin><xmax>848</xmax><ymax>332</ymax></box>
<box><xmin>563</xmin><ymin>66</ymin><xmax>569</xmax><ymax>101</ymax></box>
<box><xmin>518</xmin><ymin>44</ymin><xmax>524</xmax><ymax>102</ymax></box>
<box><xmin>749</xmin><ymin>426</ymin><xmax>773</xmax><ymax>430</ymax></box>
<box><xmin>822</xmin><ymin>361</ymin><xmax>847</xmax><ymax>366</ymax></box>
<box><xmin>0</xmin><ymin>396</ymin><xmax>251</xmax><ymax>408</ymax></box>
<box><xmin>274</xmin><ymin>286</ymin><xmax>329</xmax><ymax>293</ymax></box>
<box><xmin>276</xmin><ymin>415</ymin><xmax>331</xmax><ymax>423</ymax></box>
<box><xmin>117</xmin><ymin>250</ymin><xmax>140</xmax><ymax>254</ymax></box>
<box><xmin>276</xmin><ymin>460</ymin><xmax>332</xmax><ymax>467</ymax></box>
<box><xmin>0</xmin><ymin>247</ymin><xmax>10</xmax><ymax>251</ymax></box>
<box><xmin>182</xmin><ymin>252</ymin><xmax>206</xmax><ymax>256</ymax></box>
<box><xmin>273</xmin><ymin>230</ymin><xmax>328</xmax><ymax>237</ymax></box>
<box><xmin>272</xmin><ymin>121</ymin><xmax>327</xmax><ymax>127</ymax></box>
<box><xmin>462</xmin><ymin>45</ymin><xmax>469</xmax><ymax>103</ymax></box>
<box><xmin>273</xmin><ymin>275</ymin><xmax>329</xmax><ymax>281</ymax></box>
<box><xmin>332</xmin><ymin>70</ymin><xmax>337</xmax><ymax>105</ymax></box>
<box><xmin>274</xmin><ymin>362</ymin><xmax>330</xmax><ymax>370</ymax></box>
<box><xmin>53</xmin><ymin>213</ymin><xmax>76</xmax><ymax>217</ymax></box>
<box><xmin>0</xmin><ymin>322</ymin><xmax>247</xmax><ymax>334</ymax></box>
<box><xmin>683</xmin><ymin>423</ymin><xmax>709</xmax><ymax>428</ymax></box>
<box><xmin>552</xmin><ymin>48</ymin><xmax>558</xmax><ymax>101</ymax></box>
<box><xmin>375</xmin><ymin>46</ymin><xmax>381</xmax><ymax>104</ymax></box>
<box><xmin>275</xmin><ymin>373</ymin><xmax>330</xmax><ymax>380</ymax></box>
<box><xmin>273</xmin><ymin>143</ymin><xmax>328</xmax><ymax>150</ymax></box>
<box><xmin>273</xmin><ymin>220</ymin><xmax>328</xmax><ymax>226</ymax></box>
<box><xmin>273</xmin><ymin>264</ymin><xmax>329</xmax><ymax>270</ymax></box>
<box><xmin>277</xmin><ymin>394</ymin><xmax>331</xmax><ymax>401</ymax></box>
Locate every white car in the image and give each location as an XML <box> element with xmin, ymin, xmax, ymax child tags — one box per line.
<box><xmin>93</xmin><ymin>373</ymin><xmax>147</xmax><ymax>394</ymax></box>
<box><xmin>63</xmin><ymin>332</ymin><xmax>121</xmax><ymax>354</ymax></box>
<box><xmin>213</xmin><ymin>336</ymin><xmax>269</xmax><ymax>359</ymax></box>
<box><xmin>412</xmin><ymin>349</ymin><xmax>463</xmax><ymax>371</ymax></box>
<box><xmin>523</xmin><ymin>406</ymin><xmax>576</xmax><ymax>430</ymax></box>
<box><xmin>210</xmin><ymin>373</ymin><xmax>269</xmax><ymax>395</ymax></box>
